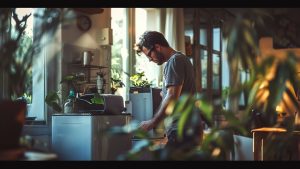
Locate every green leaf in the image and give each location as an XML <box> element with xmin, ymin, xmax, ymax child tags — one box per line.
<box><xmin>91</xmin><ymin>94</ymin><xmax>104</xmax><ymax>104</ymax></box>
<box><xmin>45</xmin><ymin>91</ymin><xmax>62</xmax><ymax>113</ymax></box>
<box><xmin>177</xmin><ymin>103</ymin><xmax>193</xmax><ymax>140</ymax></box>
<box><xmin>60</xmin><ymin>75</ymin><xmax>75</xmax><ymax>83</ymax></box>
<box><xmin>45</xmin><ymin>91</ymin><xmax>59</xmax><ymax>103</ymax></box>
<box><xmin>129</xmin><ymin>139</ymin><xmax>151</xmax><ymax>154</ymax></box>
<box><xmin>50</xmin><ymin>102</ymin><xmax>62</xmax><ymax>113</ymax></box>
<box><xmin>172</xmin><ymin>95</ymin><xmax>190</xmax><ymax>116</ymax></box>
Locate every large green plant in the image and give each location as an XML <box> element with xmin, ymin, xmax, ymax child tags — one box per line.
<box><xmin>224</xmin><ymin>9</ymin><xmax>300</xmax><ymax>160</ymax></box>
<box><xmin>0</xmin><ymin>8</ymin><xmax>62</xmax><ymax>100</ymax></box>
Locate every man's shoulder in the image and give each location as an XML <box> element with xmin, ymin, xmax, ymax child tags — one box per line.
<box><xmin>169</xmin><ymin>52</ymin><xmax>188</xmax><ymax>62</ymax></box>
<box><xmin>174</xmin><ymin>52</ymin><xmax>186</xmax><ymax>58</ymax></box>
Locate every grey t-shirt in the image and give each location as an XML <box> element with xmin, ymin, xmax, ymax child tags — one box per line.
<box><xmin>162</xmin><ymin>51</ymin><xmax>196</xmax><ymax>136</ymax></box>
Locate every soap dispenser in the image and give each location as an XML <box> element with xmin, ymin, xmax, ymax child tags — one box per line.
<box><xmin>64</xmin><ymin>89</ymin><xmax>76</xmax><ymax>113</ymax></box>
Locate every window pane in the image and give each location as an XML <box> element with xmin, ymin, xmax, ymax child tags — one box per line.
<box><xmin>30</xmin><ymin>8</ymin><xmax>46</xmax><ymax>120</ymax></box>
<box><xmin>212</xmin><ymin>54</ymin><xmax>220</xmax><ymax>90</ymax></box>
<box><xmin>213</xmin><ymin>27</ymin><xmax>220</xmax><ymax>51</ymax></box>
<box><xmin>13</xmin><ymin>8</ymin><xmax>42</xmax><ymax>119</ymax></box>
<box><xmin>200</xmin><ymin>27</ymin><xmax>207</xmax><ymax>46</ymax></box>
<box><xmin>200</xmin><ymin>49</ymin><xmax>207</xmax><ymax>89</ymax></box>
<box><xmin>111</xmin><ymin>8</ymin><xmax>126</xmax><ymax>99</ymax></box>
<box><xmin>11</xmin><ymin>8</ymin><xmax>47</xmax><ymax>120</ymax></box>
<box><xmin>135</xmin><ymin>8</ymin><xmax>160</xmax><ymax>87</ymax></box>
<box><xmin>12</xmin><ymin>8</ymin><xmax>33</xmax><ymax>102</ymax></box>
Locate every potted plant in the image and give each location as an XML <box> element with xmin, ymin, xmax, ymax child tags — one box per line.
<box><xmin>110</xmin><ymin>68</ymin><xmax>125</xmax><ymax>95</ymax></box>
<box><xmin>45</xmin><ymin>73</ymin><xmax>106</xmax><ymax>113</ymax></box>
<box><xmin>45</xmin><ymin>73</ymin><xmax>86</xmax><ymax>113</ymax></box>
<box><xmin>111</xmin><ymin>77</ymin><xmax>125</xmax><ymax>95</ymax></box>
<box><xmin>129</xmin><ymin>71</ymin><xmax>152</xmax><ymax>93</ymax></box>
<box><xmin>130</xmin><ymin>71</ymin><xmax>152</xmax><ymax>88</ymax></box>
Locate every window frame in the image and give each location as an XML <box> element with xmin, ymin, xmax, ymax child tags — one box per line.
<box><xmin>185</xmin><ymin>9</ymin><xmax>223</xmax><ymax>103</ymax></box>
<box><xmin>26</xmin><ymin>8</ymin><xmax>46</xmax><ymax>122</ymax></box>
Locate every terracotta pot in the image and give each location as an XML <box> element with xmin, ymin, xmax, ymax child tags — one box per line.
<box><xmin>0</xmin><ymin>100</ymin><xmax>26</xmax><ymax>150</ymax></box>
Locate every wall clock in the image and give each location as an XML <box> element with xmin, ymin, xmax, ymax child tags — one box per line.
<box><xmin>76</xmin><ymin>15</ymin><xmax>92</xmax><ymax>31</ymax></box>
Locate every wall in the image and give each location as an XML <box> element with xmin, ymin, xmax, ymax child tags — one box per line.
<box><xmin>22</xmin><ymin>8</ymin><xmax>112</xmax><ymax>152</ymax></box>
<box><xmin>61</xmin><ymin>8</ymin><xmax>111</xmax><ymax>95</ymax></box>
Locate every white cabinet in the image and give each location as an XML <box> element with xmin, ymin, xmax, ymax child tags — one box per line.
<box><xmin>51</xmin><ymin>114</ymin><xmax>131</xmax><ymax>160</ymax></box>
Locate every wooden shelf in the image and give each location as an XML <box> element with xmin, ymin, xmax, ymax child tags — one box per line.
<box><xmin>70</xmin><ymin>63</ymin><xmax>107</xmax><ymax>70</ymax></box>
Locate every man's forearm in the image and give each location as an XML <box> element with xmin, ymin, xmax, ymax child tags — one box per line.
<box><xmin>151</xmin><ymin>93</ymin><xmax>174</xmax><ymax>126</ymax></box>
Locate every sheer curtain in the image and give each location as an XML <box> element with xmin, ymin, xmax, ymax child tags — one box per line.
<box><xmin>164</xmin><ymin>8</ymin><xmax>186</xmax><ymax>53</ymax></box>
<box><xmin>157</xmin><ymin>8</ymin><xmax>186</xmax><ymax>86</ymax></box>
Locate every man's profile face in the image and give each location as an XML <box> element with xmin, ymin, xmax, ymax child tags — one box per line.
<box><xmin>142</xmin><ymin>46</ymin><xmax>164</xmax><ymax>65</ymax></box>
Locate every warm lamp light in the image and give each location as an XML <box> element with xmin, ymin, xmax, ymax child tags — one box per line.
<box><xmin>276</xmin><ymin>105</ymin><xmax>283</xmax><ymax>113</ymax></box>
<box><xmin>255</xmin><ymin>79</ymin><xmax>299</xmax><ymax>119</ymax></box>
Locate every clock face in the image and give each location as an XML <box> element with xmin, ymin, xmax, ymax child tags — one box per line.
<box><xmin>77</xmin><ymin>15</ymin><xmax>92</xmax><ymax>31</ymax></box>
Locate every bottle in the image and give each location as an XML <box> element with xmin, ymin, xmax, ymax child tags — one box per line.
<box><xmin>64</xmin><ymin>89</ymin><xmax>76</xmax><ymax>113</ymax></box>
<box><xmin>97</xmin><ymin>73</ymin><xmax>104</xmax><ymax>94</ymax></box>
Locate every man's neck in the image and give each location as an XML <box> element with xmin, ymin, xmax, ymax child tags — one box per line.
<box><xmin>164</xmin><ymin>48</ymin><xmax>177</xmax><ymax>61</ymax></box>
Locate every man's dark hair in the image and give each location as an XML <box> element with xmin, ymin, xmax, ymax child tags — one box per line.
<box><xmin>135</xmin><ymin>31</ymin><xmax>170</xmax><ymax>56</ymax></box>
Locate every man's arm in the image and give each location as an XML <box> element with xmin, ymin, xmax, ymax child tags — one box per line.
<box><xmin>139</xmin><ymin>84</ymin><xmax>183</xmax><ymax>131</ymax></box>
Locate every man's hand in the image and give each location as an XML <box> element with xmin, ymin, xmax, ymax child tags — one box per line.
<box><xmin>139</xmin><ymin>120</ymin><xmax>155</xmax><ymax>131</ymax></box>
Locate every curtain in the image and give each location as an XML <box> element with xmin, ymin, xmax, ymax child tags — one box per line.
<box><xmin>164</xmin><ymin>8</ymin><xmax>186</xmax><ymax>53</ymax></box>
<box><xmin>157</xmin><ymin>8</ymin><xmax>186</xmax><ymax>86</ymax></box>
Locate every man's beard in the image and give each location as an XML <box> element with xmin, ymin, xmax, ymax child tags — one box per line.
<box><xmin>155</xmin><ymin>51</ymin><xmax>165</xmax><ymax>65</ymax></box>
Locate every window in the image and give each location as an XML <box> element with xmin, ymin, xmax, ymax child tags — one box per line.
<box><xmin>184</xmin><ymin>9</ymin><xmax>223</xmax><ymax>105</ymax></box>
<box><xmin>111</xmin><ymin>8</ymin><xmax>161</xmax><ymax>100</ymax></box>
<box><xmin>11</xmin><ymin>8</ymin><xmax>33</xmax><ymax>104</ymax></box>
<box><xmin>1</xmin><ymin>8</ymin><xmax>61</xmax><ymax>122</ymax></box>
<box><xmin>8</xmin><ymin>8</ymin><xmax>62</xmax><ymax>122</ymax></box>
<box><xmin>135</xmin><ymin>8</ymin><xmax>161</xmax><ymax>87</ymax></box>
<box><xmin>12</xmin><ymin>8</ymin><xmax>46</xmax><ymax>121</ymax></box>
<box><xmin>111</xmin><ymin>8</ymin><xmax>127</xmax><ymax>100</ymax></box>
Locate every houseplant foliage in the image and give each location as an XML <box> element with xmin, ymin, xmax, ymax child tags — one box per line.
<box><xmin>45</xmin><ymin>75</ymin><xmax>80</xmax><ymax>113</ymax></box>
<box><xmin>45</xmin><ymin>73</ymin><xmax>106</xmax><ymax>113</ymax></box>
<box><xmin>223</xmin><ymin>9</ymin><xmax>300</xmax><ymax>129</ymax></box>
<box><xmin>45</xmin><ymin>73</ymin><xmax>88</xmax><ymax>113</ymax></box>
<box><xmin>0</xmin><ymin>8</ymin><xmax>62</xmax><ymax>152</ymax></box>
<box><xmin>129</xmin><ymin>71</ymin><xmax>152</xmax><ymax>88</ymax></box>
<box><xmin>111</xmin><ymin>77</ymin><xmax>125</xmax><ymax>94</ymax></box>
<box><xmin>0</xmin><ymin>8</ymin><xmax>62</xmax><ymax>99</ymax></box>
<box><xmin>224</xmin><ymin>8</ymin><xmax>300</xmax><ymax>159</ymax></box>
<box><xmin>111</xmin><ymin>67</ymin><xmax>126</xmax><ymax>94</ymax></box>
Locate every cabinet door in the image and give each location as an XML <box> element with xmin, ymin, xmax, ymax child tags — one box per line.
<box><xmin>92</xmin><ymin>115</ymin><xmax>132</xmax><ymax>160</ymax></box>
<box><xmin>52</xmin><ymin>115</ymin><xmax>92</xmax><ymax>160</ymax></box>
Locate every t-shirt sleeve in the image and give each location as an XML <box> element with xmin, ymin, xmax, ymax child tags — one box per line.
<box><xmin>165</xmin><ymin>56</ymin><xmax>185</xmax><ymax>88</ymax></box>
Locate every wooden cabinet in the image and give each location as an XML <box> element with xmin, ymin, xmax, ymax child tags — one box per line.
<box><xmin>252</xmin><ymin>127</ymin><xmax>300</xmax><ymax>160</ymax></box>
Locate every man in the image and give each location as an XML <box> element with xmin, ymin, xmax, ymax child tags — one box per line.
<box><xmin>134</xmin><ymin>31</ymin><xmax>201</xmax><ymax>149</ymax></box>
